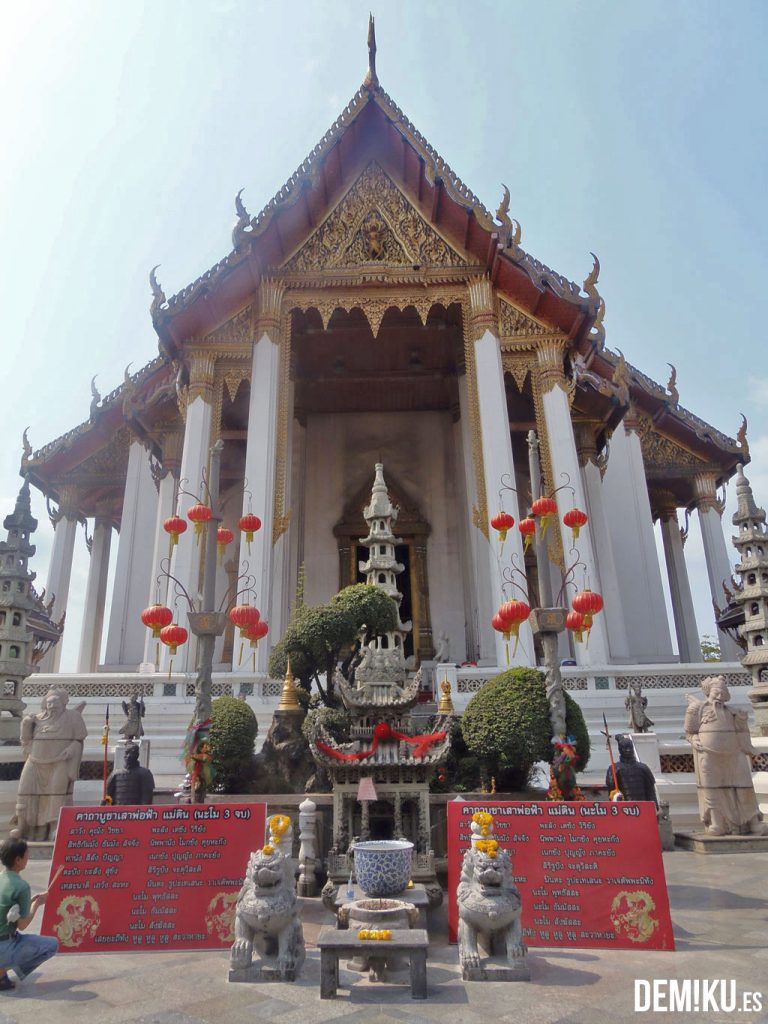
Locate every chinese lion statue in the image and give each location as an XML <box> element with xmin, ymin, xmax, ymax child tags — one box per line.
<box><xmin>229</xmin><ymin>838</ymin><xmax>305</xmax><ymax>981</ymax></box>
<box><xmin>456</xmin><ymin>812</ymin><xmax>530</xmax><ymax>981</ymax></box>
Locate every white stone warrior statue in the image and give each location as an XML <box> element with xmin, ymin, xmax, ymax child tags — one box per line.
<box><xmin>626</xmin><ymin>680</ymin><xmax>654</xmax><ymax>733</ymax></box>
<box><xmin>12</xmin><ymin>687</ymin><xmax>88</xmax><ymax>840</ymax></box>
<box><xmin>684</xmin><ymin>675</ymin><xmax>763</xmax><ymax>836</ymax></box>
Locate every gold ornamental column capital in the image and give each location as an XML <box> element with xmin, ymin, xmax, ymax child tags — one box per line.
<box><xmin>56</xmin><ymin>483</ymin><xmax>81</xmax><ymax>522</ymax></box>
<box><xmin>650</xmin><ymin>488</ymin><xmax>679</xmax><ymax>523</ymax></box>
<box><xmin>693</xmin><ymin>471</ymin><xmax>724</xmax><ymax>515</ymax></box>
<box><xmin>466</xmin><ymin>276</ymin><xmax>497</xmax><ymax>342</ymax></box>
<box><xmin>536</xmin><ymin>338</ymin><xmax>568</xmax><ymax>394</ymax></box>
<box><xmin>256</xmin><ymin>279</ymin><xmax>286</xmax><ymax>343</ymax></box>
<box><xmin>187</xmin><ymin>350</ymin><xmax>216</xmax><ymax>404</ymax></box>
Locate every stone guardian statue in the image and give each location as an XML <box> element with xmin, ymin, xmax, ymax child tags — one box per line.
<box><xmin>11</xmin><ymin>688</ymin><xmax>88</xmax><ymax>840</ymax></box>
<box><xmin>625</xmin><ymin>680</ymin><xmax>654</xmax><ymax>733</ymax></box>
<box><xmin>684</xmin><ymin>675</ymin><xmax>763</xmax><ymax>836</ymax></box>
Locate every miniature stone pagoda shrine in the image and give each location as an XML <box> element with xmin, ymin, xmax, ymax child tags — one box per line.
<box><xmin>730</xmin><ymin>465</ymin><xmax>768</xmax><ymax>735</ymax></box>
<box><xmin>0</xmin><ymin>480</ymin><xmax>63</xmax><ymax>742</ymax></box>
<box><xmin>309</xmin><ymin>464</ymin><xmax>452</xmax><ymax>902</ymax></box>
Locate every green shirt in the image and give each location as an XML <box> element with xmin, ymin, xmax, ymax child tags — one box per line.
<box><xmin>0</xmin><ymin>870</ymin><xmax>30</xmax><ymax>940</ymax></box>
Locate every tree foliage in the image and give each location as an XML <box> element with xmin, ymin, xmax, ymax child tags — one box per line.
<box><xmin>269</xmin><ymin>583</ymin><xmax>398</xmax><ymax>705</ymax></box>
<box><xmin>460</xmin><ymin>667</ymin><xmax>591</xmax><ymax>791</ymax></box>
<box><xmin>209</xmin><ymin>696</ymin><xmax>259</xmax><ymax>793</ymax></box>
<box><xmin>700</xmin><ymin>635</ymin><xmax>721</xmax><ymax>662</ymax></box>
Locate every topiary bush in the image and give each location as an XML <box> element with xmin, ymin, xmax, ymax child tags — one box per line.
<box><xmin>209</xmin><ymin>696</ymin><xmax>259</xmax><ymax>793</ymax></box>
<box><xmin>460</xmin><ymin>667</ymin><xmax>590</xmax><ymax>791</ymax></box>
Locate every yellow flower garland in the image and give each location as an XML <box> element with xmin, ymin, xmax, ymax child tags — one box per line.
<box><xmin>472</xmin><ymin>811</ymin><xmax>494</xmax><ymax>836</ymax></box>
<box><xmin>474</xmin><ymin>838</ymin><xmax>498</xmax><ymax>858</ymax></box>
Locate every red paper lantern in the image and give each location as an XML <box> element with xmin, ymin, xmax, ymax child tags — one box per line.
<box><xmin>493</xmin><ymin>600</ymin><xmax>531</xmax><ymax>663</ymax></box>
<box><xmin>141</xmin><ymin>603</ymin><xmax>172</xmax><ymax>638</ymax></box>
<box><xmin>187</xmin><ymin>502</ymin><xmax>212</xmax><ymax>537</ymax></box>
<box><xmin>217</xmin><ymin>526</ymin><xmax>234</xmax><ymax>561</ymax></box>
<box><xmin>566</xmin><ymin>609</ymin><xmax>586</xmax><ymax>643</ymax></box>
<box><xmin>563</xmin><ymin>507</ymin><xmax>588</xmax><ymax>542</ymax></box>
<box><xmin>490</xmin><ymin>511</ymin><xmax>515</xmax><ymax>543</ymax></box>
<box><xmin>499</xmin><ymin>599</ymin><xmax>531</xmax><ymax>634</ymax></box>
<box><xmin>572</xmin><ymin>588</ymin><xmax>604</xmax><ymax>628</ymax></box>
<box><xmin>163</xmin><ymin>515</ymin><xmax>187</xmax><ymax>546</ymax></box>
<box><xmin>519</xmin><ymin>517</ymin><xmax>536</xmax><ymax>553</ymax></box>
<box><xmin>245</xmin><ymin>619</ymin><xmax>269</xmax><ymax>648</ymax></box>
<box><xmin>531</xmin><ymin>496</ymin><xmax>557</xmax><ymax>518</ymax></box>
<box><xmin>239</xmin><ymin>513</ymin><xmax>262</xmax><ymax>543</ymax></box>
<box><xmin>229</xmin><ymin>603</ymin><xmax>261</xmax><ymax>637</ymax></box>
<box><xmin>159</xmin><ymin>623</ymin><xmax>188</xmax><ymax>654</ymax></box>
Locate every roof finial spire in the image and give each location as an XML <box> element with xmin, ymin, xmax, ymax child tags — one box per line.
<box><xmin>364</xmin><ymin>13</ymin><xmax>378</xmax><ymax>89</ymax></box>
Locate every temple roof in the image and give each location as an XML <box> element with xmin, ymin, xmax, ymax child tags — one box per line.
<box><xmin>150</xmin><ymin>63</ymin><xmax>597</xmax><ymax>354</ymax></box>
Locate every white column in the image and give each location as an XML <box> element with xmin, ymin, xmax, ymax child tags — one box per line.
<box><xmin>239</xmin><ymin>280</ymin><xmax>284</xmax><ymax>672</ymax></box>
<box><xmin>576</xmin><ymin>429</ymin><xmax>630</xmax><ymax>661</ymax></box>
<box><xmin>456</xmin><ymin>374</ymin><xmax>494</xmax><ymax>663</ymax></box>
<box><xmin>104</xmin><ymin>441</ymin><xmax>161</xmax><ymax>668</ymax></box>
<box><xmin>537</xmin><ymin>344</ymin><xmax>609</xmax><ymax>665</ymax></box>
<box><xmin>601</xmin><ymin>421</ymin><xmax>675</xmax><ymax>662</ymax></box>
<box><xmin>39</xmin><ymin>486</ymin><xmax>80</xmax><ymax>673</ymax></box>
<box><xmin>694</xmin><ymin>472</ymin><xmax>741</xmax><ymax>661</ymax></box>
<box><xmin>77</xmin><ymin>516</ymin><xmax>113</xmax><ymax>672</ymax></box>
<box><xmin>467</xmin><ymin>279</ymin><xmax>533</xmax><ymax>667</ymax></box>
<box><xmin>658</xmin><ymin>509</ymin><xmax>701</xmax><ymax>662</ymax></box>
<box><xmin>160</xmin><ymin>355</ymin><xmax>216</xmax><ymax>672</ymax></box>
<box><xmin>142</xmin><ymin>470</ymin><xmax>177</xmax><ymax>666</ymax></box>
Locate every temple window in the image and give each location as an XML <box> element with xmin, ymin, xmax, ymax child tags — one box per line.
<box><xmin>746</xmin><ymin>547</ymin><xmax>753</xmax><ymax>557</ymax></box>
<box><xmin>748</xmin><ymin>574</ymin><xmax>757</xmax><ymax>585</ymax></box>
<box><xmin>763</xmin><ymin>573</ymin><xmax>768</xmax><ymax>582</ymax></box>
<box><xmin>378</xmin><ymin>573</ymin><xmax>386</xmax><ymax>583</ymax></box>
<box><xmin>751</xmin><ymin>603</ymin><xmax>760</xmax><ymax>616</ymax></box>
<box><xmin>0</xmin><ymin>612</ymin><xmax>4</xmax><ymax>625</ymax></box>
<box><xmin>9</xmin><ymin>646</ymin><xmax>19</xmax><ymax>658</ymax></box>
<box><xmin>11</xmin><ymin>612</ymin><xmax>21</xmax><ymax>627</ymax></box>
<box><xmin>16</xmin><ymin>583</ymin><xmax>23</xmax><ymax>593</ymax></box>
<box><xmin>1</xmin><ymin>582</ymin><xmax>9</xmax><ymax>592</ymax></box>
<box><xmin>754</xmin><ymin>636</ymin><xmax>764</xmax><ymax>647</ymax></box>
<box><xmin>380</xmin><ymin>546</ymin><xmax>386</xmax><ymax>555</ymax></box>
<box><xmin>759</xmin><ymin>547</ymin><xmax>765</xmax><ymax>555</ymax></box>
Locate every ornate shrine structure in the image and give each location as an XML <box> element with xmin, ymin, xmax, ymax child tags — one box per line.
<box><xmin>308</xmin><ymin>463</ymin><xmax>451</xmax><ymax>899</ymax></box>
<box><xmin>18</xmin><ymin>22</ymin><xmax>748</xmax><ymax>687</ymax></box>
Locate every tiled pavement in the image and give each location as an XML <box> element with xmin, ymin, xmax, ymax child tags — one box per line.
<box><xmin>1</xmin><ymin>851</ymin><xmax>766</xmax><ymax>1024</ymax></box>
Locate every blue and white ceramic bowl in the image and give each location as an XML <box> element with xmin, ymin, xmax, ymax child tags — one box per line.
<box><xmin>353</xmin><ymin>840</ymin><xmax>414</xmax><ymax>897</ymax></box>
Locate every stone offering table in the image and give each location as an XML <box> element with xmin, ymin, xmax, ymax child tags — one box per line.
<box><xmin>317</xmin><ymin>926</ymin><xmax>428</xmax><ymax>1000</ymax></box>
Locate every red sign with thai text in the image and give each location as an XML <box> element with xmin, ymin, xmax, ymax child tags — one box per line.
<box><xmin>42</xmin><ymin>802</ymin><xmax>266</xmax><ymax>952</ymax></box>
<box><xmin>447</xmin><ymin>800</ymin><xmax>674</xmax><ymax>951</ymax></box>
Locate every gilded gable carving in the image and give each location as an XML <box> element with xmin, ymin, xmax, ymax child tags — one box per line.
<box><xmin>203</xmin><ymin>305</ymin><xmax>254</xmax><ymax>348</ymax></box>
<box><xmin>498</xmin><ymin>298</ymin><xmax>552</xmax><ymax>339</ymax></box>
<box><xmin>283</xmin><ymin>163</ymin><xmax>467</xmax><ymax>271</ymax></box>
<box><xmin>635</xmin><ymin>412</ymin><xmax>707</xmax><ymax>469</ymax></box>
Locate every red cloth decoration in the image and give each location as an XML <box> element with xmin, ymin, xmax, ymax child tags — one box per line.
<box><xmin>316</xmin><ymin>722</ymin><xmax>447</xmax><ymax>762</ymax></box>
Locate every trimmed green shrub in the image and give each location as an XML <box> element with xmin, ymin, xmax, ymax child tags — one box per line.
<box><xmin>460</xmin><ymin>667</ymin><xmax>590</xmax><ymax>791</ymax></box>
<box><xmin>209</xmin><ymin>696</ymin><xmax>259</xmax><ymax>793</ymax></box>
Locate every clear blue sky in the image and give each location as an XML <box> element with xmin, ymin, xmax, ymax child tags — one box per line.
<box><xmin>1</xmin><ymin>0</ymin><xmax>766</xmax><ymax>669</ymax></box>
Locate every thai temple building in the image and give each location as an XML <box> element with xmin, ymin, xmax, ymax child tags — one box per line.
<box><xmin>8</xmin><ymin>22</ymin><xmax>763</xmax><ymax>820</ymax></box>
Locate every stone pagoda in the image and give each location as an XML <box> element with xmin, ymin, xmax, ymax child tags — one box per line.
<box><xmin>309</xmin><ymin>464</ymin><xmax>452</xmax><ymax>903</ymax></box>
<box><xmin>730</xmin><ymin>464</ymin><xmax>768</xmax><ymax>735</ymax></box>
<box><xmin>0</xmin><ymin>480</ymin><xmax>63</xmax><ymax>742</ymax></box>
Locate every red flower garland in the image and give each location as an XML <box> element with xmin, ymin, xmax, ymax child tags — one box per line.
<box><xmin>316</xmin><ymin>720</ymin><xmax>447</xmax><ymax>762</ymax></box>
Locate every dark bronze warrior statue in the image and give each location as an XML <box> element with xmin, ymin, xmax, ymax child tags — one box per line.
<box><xmin>105</xmin><ymin>743</ymin><xmax>155</xmax><ymax>805</ymax></box>
<box><xmin>606</xmin><ymin>735</ymin><xmax>658</xmax><ymax>806</ymax></box>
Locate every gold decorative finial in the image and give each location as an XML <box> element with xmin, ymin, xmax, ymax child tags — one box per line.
<box><xmin>364</xmin><ymin>13</ymin><xmax>378</xmax><ymax>88</ymax></box>
<box><xmin>583</xmin><ymin>252</ymin><xmax>600</xmax><ymax>300</ymax></box>
<box><xmin>665</xmin><ymin>363</ymin><xmax>679</xmax><ymax>405</ymax></box>
<box><xmin>437</xmin><ymin>676</ymin><xmax>454</xmax><ymax>714</ymax></box>
<box><xmin>737</xmin><ymin>413</ymin><xmax>749</xmax><ymax>456</ymax></box>
<box><xmin>149</xmin><ymin>265</ymin><xmax>166</xmax><ymax>318</ymax></box>
<box><xmin>21</xmin><ymin>427</ymin><xmax>32</xmax><ymax>463</ymax></box>
<box><xmin>278</xmin><ymin>656</ymin><xmax>302</xmax><ymax>711</ymax></box>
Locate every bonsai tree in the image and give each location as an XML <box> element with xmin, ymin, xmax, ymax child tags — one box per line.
<box><xmin>269</xmin><ymin>583</ymin><xmax>398</xmax><ymax>705</ymax></box>
<box><xmin>209</xmin><ymin>696</ymin><xmax>258</xmax><ymax>793</ymax></box>
<box><xmin>461</xmin><ymin>667</ymin><xmax>590</xmax><ymax>791</ymax></box>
